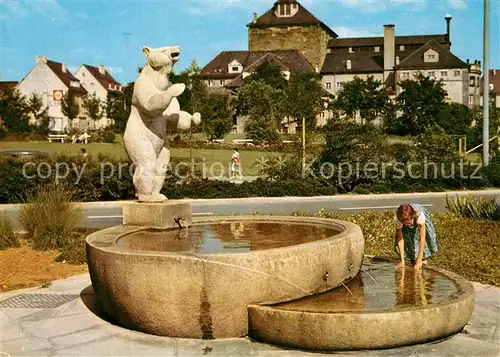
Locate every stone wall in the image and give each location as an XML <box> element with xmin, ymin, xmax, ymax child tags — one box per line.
<box><xmin>248</xmin><ymin>25</ymin><xmax>334</xmax><ymax>70</ymax></box>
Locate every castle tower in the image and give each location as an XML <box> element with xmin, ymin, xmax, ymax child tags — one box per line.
<box><xmin>247</xmin><ymin>0</ymin><xmax>338</xmax><ymax>71</ymax></box>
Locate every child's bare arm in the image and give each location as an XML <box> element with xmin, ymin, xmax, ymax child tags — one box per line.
<box><xmin>415</xmin><ymin>224</ymin><xmax>426</xmax><ymax>269</ymax></box>
<box><xmin>396</xmin><ymin>229</ymin><xmax>404</xmax><ymax>266</ymax></box>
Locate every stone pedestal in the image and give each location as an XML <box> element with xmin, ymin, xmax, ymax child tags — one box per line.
<box><xmin>122</xmin><ymin>201</ymin><xmax>192</xmax><ymax>229</ymax></box>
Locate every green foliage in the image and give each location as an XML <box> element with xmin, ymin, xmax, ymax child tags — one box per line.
<box><xmin>333</xmin><ymin>76</ymin><xmax>389</xmax><ymax>124</ymax></box>
<box><xmin>286</xmin><ymin>73</ymin><xmax>324</xmax><ymax>130</ymax></box>
<box><xmin>19</xmin><ymin>183</ymin><xmax>82</xmax><ymax>251</ymax></box>
<box><xmin>245</xmin><ymin>60</ymin><xmax>288</xmax><ymax>90</ymax></box>
<box><xmin>60</xmin><ymin>91</ymin><xmax>80</xmax><ymax>123</ymax></box>
<box><xmin>446</xmin><ymin>196</ymin><xmax>500</xmax><ymax>221</ymax></box>
<box><xmin>27</xmin><ymin>93</ymin><xmax>50</xmax><ymax>135</ymax></box>
<box><xmin>191</xmin><ymin>83</ymin><xmax>234</xmax><ymax>140</ymax></box>
<box><xmin>0</xmin><ymin>212</ymin><xmax>19</xmax><ymax>250</ymax></box>
<box><xmin>413</xmin><ymin>124</ymin><xmax>458</xmax><ymax>163</ymax></box>
<box><xmin>106</xmin><ymin>91</ymin><xmax>126</xmax><ymax>132</ymax></box>
<box><xmin>103</xmin><ymin>130</ymin><xmax>116</xmax><ymax>143</ymax></box>
<box><xmin>0</xmin><ymin>87</ymin><xmax>30</xmax><ymax>133</ymax></box>
<box><xmin>55</xmin><ymin>231</ymin><xmax>88</xmax><ymax>265</ymax></box>
<box><xmin>238</xmin><ymin>81</ymin><xmax>286</xmax><ymax>143</ymax></box>
<box><xmin>394</xmin><ymin>75</ymin><xmax>449</xmax><ymax>135</ymax></box>
<box><xmin>82</xmin><ymin>93</ymin><xmax>104</xmax><ymax>122</ymax></box>
<box><xmin>436</xmin><ymin>102</ymin><xmax>472</xmax><ymax>135</ymax></box>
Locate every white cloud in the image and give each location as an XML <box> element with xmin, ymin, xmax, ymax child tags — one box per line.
<box><xmin>448</xmin><ymin>0</ymin><xmax>467</xmax><ymax>9</ymax></box>
<box><xmin>334</xmin><ymin>27</ymin><xmax>380</xmax><ymax>38</ymax></box>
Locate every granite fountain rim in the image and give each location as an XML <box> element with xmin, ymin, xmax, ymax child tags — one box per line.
<box><xmin>85</xmin><ymin>215</ymin><xmax>359</xmax><ymax>257</ymax></box>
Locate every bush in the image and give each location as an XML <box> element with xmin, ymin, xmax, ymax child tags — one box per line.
<box><xmin>103</xmin><ymin>130</ymin><xmax>116</xmax><ymax>143</ymax></box>
<box><xmin>446</xmin><ymin>195</ymin><xmax>500</xmax><ymax>221</ymax></box>
<box><xmin>0</xmin><ymin>212</ymin><xmax>19</xmax><ymax>250</ymax></box>
<box><xmin>19</xmin><ymin>183</ymin><xmax>82</xmax><ymax>250</ymax></box>
<box><xmin>55</xmin><ymin>232</ymin><xmax>87</xmax><ymax>265</ymax></box>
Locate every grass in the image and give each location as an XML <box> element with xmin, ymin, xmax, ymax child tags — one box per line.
<box><xmin>0</xmin><ymin>136</ymin><xmax>274</xmax><ymax>176</ymax></box>
<box><xmin>0</xmin><ymin>212</ymin><xmax>19</xmax><ymax>250</ymax></box>
<box><xmin>19</xmin><ymin>183</ymin><xmax>82</xmax><ymax>250</ymax></box>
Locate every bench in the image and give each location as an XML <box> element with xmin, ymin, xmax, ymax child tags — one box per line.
<box><xmin>48</xmin><ymin>134</ymin><xmax>69</xmax><ymax>143</ymax></box>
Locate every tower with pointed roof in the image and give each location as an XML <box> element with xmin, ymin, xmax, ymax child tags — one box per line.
<box><xmin>247</xmin><ymin>0</ymin><xmax>337</xmax><ymax>72</ymax></box>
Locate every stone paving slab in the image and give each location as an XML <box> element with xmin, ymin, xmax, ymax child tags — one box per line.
<box><xmin>0</xmin><ymin>274</ymin><xmax>499</xmax><ymax>357</ymax></box>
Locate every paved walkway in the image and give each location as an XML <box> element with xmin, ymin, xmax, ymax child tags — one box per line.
<box><xmin>0</xmin><ymin>274</ymin><xmax>498</xmax><ymax>357</ymax></box>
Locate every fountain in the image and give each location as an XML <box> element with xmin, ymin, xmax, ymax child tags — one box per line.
<box><xmin>85</xmin><ymin>44</ymin><xmax>475</xmax><ymax>351</ymax></box>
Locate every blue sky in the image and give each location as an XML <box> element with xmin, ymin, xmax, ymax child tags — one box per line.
<box><xmin>0</xmin><ymin>0</ymin><xmax>498</xmax><ymax>85</ymax></box>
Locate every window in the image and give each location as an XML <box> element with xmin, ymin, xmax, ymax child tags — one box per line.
<box><xmin>375</xmin><ymin>46</ymin><xmax>380</xmax><ymax>52</ymax></box>
<box><xmin>219</xmin><ymin>80</ymin><xmax>224</xmax><ymax>86</ymax></box>
<box><xmin>402</xmin><ymin>72</ymin><xmax>409</xmax><ymax>79</ymax></box>
<box><xmin>336</xmin><ymin>82</ymin><xmax>343</xmax><ymax>88</ymax></box>
<box><xmin>208</xmin><ymin>80</ymin><xmax>213</xmax><ymax>86</ymax></box>
<box><xmin>400</xmin><ymin>45</ymin><xmax>405</xmax><ymax>51</ymax></box>
<box><xmin>326</xmin><ymin>82</ymin><xmax>331</xmax><ymax>89</ymax></box>
<box><xmin>232</xmin><ymin>67</ymin><xmax>239</xmax><ymax>72</ymax></box>
<box><xmin>470</xmin><ymin>77</ymin><xmax>476</xmax><ymax>86</ymax></box>
<box><xmin>469</xmin><ymin>95</ymin><xmax>473</xmax><ymax>104</ymax></box>
<box><xmin>428</xmin><ymin>55</ymin><xmax>435</xmax><ymax>60</ymax></box>
<box><xmin>454</xmin><ymin>70</ymin><xmax>461</xmax><ymax>77</ymax></box>
<box><xmin>441</xmin><ymin>71</ymin><xmax>448</xmax><ymax>77</ymax></box>
<box><xmin>285</xmin><ymin>4</ymin><xmax>290</xmax><ymax>15</ymax></box>
<box><xmin>428</xmin><ymin>71</ymin><xmax>435</xmax><ymax>78</ymax></box>
<box><xmin>91</xmin><ymin>83</ymin><xmax>95</xmax><ymax>87</ymax></box>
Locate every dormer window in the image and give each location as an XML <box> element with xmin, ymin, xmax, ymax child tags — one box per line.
<box><xmin>228</xmin><ymin>60</ymin><xmax>243</xmax><ymax>74</ymax></box>
<box><xmin>424</xmin><ymin>49</ymin><xmax>439</xmax><ymax>63</ymax></box>
<box><xmin>275</xmin><ymin>2</ymin><xmax>298</xmax><ymax>17</ymax></box>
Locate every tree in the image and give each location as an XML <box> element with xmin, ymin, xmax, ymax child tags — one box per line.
<box><xmin>61</xmin><ymin>91</ymin><xmax>80</xmax><ymax>128</ymax></box>
<box><xmin>170</xmin><ymin>58</ymin><xmax>202</xmax><ymax>113</ymax></box>
<box><xmin>0</xmin><ymin>87</ymin><xmax>30</xmax><ymax>133</ymax></box>
<box><xmin>238</xmin><ymin>81</ymin><xmax>287</xmax><ymax>143</ymax></box>
<box><xmin>106</xmin><ymin>91</ymin><xmax>126</xmax><ymax>132</ymax></box>
<box><xmin>333</xmin><ymin>76</ymin><xmax>389</xmax><ymax>124</ymax></box>
<box><xmin>245</xmin><ymin>60</ymin><xmax>288</xmax><ymax>90</ymax></box>
<box><xmin>286</xmin><ymin>73</ymin><xmax>324</xmax><ymax>130</ymax></box>
<box><xmin>191</xmin><ymin>82</ymin><xmax>234</xmax><ymax>140</ymax></box>
<box><xmin>82</xmin><ymin>93</ymin><xmax>104</xmax><ymax>128</ymax></box>
<box><xmin>435</xmin><ymin>102</ymin><xmax>472</xmax><ymax>135</ymax></box>
<box><xmin>27</xmin><ymin>93</ymin><xmax>50</xmax><ymax>135</ymax></box>
<box><xmin>395</xmin><ymin>75</ymin><xmax>448</xmax><ymax>135</ymax></box>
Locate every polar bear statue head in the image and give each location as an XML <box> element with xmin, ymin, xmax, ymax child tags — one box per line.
<box><xmin>141</xmin><ymin>45</ymin><xmax>180</xmax><ymax>89</ymax></box>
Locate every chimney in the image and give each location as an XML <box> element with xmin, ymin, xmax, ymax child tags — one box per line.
<box><xmin>61</xmin><ymin>63</ymin><xmax>66</xmax><ymax>73</ymax></box>
<box><xmin>36</xmin><ymin>55</ymin><xmax>47</xmax><ymax>64</ymax></box>
<box><xmin>253</xmin><ymin>12</ymin><xmax>257</xmax><ymax>22</ymax></box>
<box><xmin>445</xmin><ymin>14</ymin><xmax>452</xmax><ymax>43</ymax></box>
<box><xmin>383</xmin><ymin>24</ymin><xmax>395</xmax><ymax>82</ymax></box>
<box><xmin>98</xmin><ymin>65</ymin><xmax>106</xmax><ymax>75</ymax></box>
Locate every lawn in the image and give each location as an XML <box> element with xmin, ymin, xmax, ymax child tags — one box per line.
<box><xmin>0</xmin><ymin>138</ymin><xmax>277</xmax><ymax>176</ymax></box>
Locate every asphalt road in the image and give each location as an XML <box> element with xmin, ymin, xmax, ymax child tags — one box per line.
<box><xmin>2</xmin><ymin>190</ymin><xmax>499</xmax><ymax>229</ymax></box>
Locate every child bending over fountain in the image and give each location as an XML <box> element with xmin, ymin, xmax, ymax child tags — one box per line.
<box><xmin>395</xmin><ymin>204</ymin><xmax>439</xmax><ymax>270</ymax></box>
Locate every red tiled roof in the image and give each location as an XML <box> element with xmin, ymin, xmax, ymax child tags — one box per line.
<box><xmin>82</xmin><ymin>64</ymin><xmax>122</xmax><ymax>91</ymax></box>
<box><xmin>480</xmin><ymin>69</ymin><xmax>500</xmax><ymax>96</ymax></box>
<box><xmin>46</xmin><ymin>60</ymin><xmax>87</xmax><ymax>94</ymax></box>
<box><xmin>328</xmin><ymin>34</ymin><xmax>449</xmax><ymax>48</ymax></box>
<box><xmin>0</xmin><ymin>81</ymin><xmax>18</xmax><ymax>92</ymax></box>
<box><xmin>202</xmin><ymin>50</ymin><xmax>314</xmax><ymax>80</ymax></box>
<box><xmin>247</xmin><ymin>0</ymin><xmax>337</xmax><ymax>38</ymax></box>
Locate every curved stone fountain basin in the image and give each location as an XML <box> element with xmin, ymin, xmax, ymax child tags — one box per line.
<box><xmin>86</xmin><ymin>216</ymin><xmax>365</xmax><ymax>339</ymax></box>
<box><xmin>248</xmin><ymin>257</ymin><xmax>475</xmax><ymax>351</ymax></box>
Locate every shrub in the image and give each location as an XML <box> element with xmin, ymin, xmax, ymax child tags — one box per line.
<box><xmin>0</xmin><ymin>212</ymin><xmax>19</xmax><ymax>250</ymax></box>
<box><xmin>19</xmin><ymin>183</ymin><xmax>82</xmax><ymax>250</ymax></box>
<box><xmin>446</xmin><ymin>195</ymin><xmax>500</xmax><ymax>221</ymax></box>
<box><xmin>103</xmin><ymin>130</ymin><xmax>116</xmax><ymax>143</ymax></box>
<box><xmin>55</xmin><ymin>232</ymin><xmax>87</xmax><ymax>265</ymax></box>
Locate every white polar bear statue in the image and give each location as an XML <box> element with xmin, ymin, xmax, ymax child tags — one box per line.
<box><xmin>124</xmin><ymin>45</ymin><xmax>201</xmax><ymax>202</ymax></box>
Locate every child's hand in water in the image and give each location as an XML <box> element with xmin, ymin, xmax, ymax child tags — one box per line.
<box><xmin>414</xmin><ymin>259</ymin><xmax>423</xmax><ymax>270</ymax></box>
